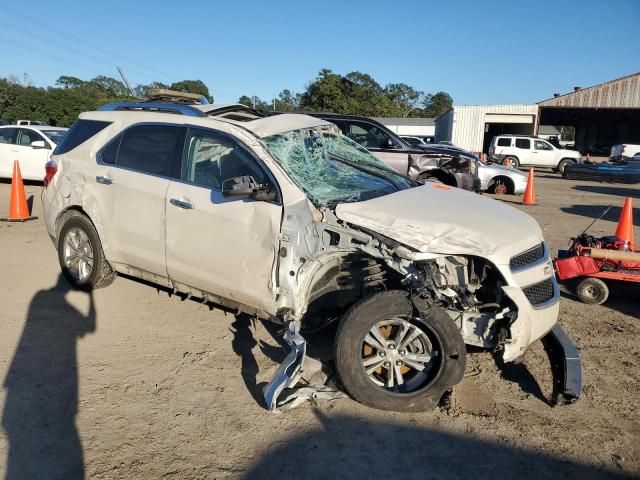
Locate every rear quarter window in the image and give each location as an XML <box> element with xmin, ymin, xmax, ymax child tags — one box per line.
<box><xmin>53</xmin><ymin>119</ymin><xmax>111</xmax><ymax>155</ymax></box>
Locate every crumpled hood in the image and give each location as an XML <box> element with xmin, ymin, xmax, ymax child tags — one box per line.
<box><xmin>335</xmin><ymin>183</ymin><xmax>542</xmax><ymax>263</ymax></box>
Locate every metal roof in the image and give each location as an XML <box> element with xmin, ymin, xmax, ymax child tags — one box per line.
<box><xmin>373</xmin><ymin>117</ymin><xmax>435</xmax><ymax>126</ymax></box>
<box><xmin>538</xmin><ymin>72</ymin><xmax>640</xmax><ymax>108</ymax></box>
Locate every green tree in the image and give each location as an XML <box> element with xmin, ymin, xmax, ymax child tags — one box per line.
<box><xmin>422</xmin><ymin>91</ymin><xmax>453</xmax><ymax>118</ymax></box>
<box><xmin>133</xmin><ymin>81</ymin><xmax>170</xmax><ymax>97</ymax></box>
<box><xmin>170</xmin><ymin>80</ymin><xmax>210</xmax><ymax>100</ymax></box>
<box><xmin>385</xmin><ymin>83</ymin><xmax>425</xmax><ymax>117</ymax></box>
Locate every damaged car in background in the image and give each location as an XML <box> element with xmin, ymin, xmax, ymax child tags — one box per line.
<box><xmin>42</xmin><ymin>91</ymin><xmax>582</xmax><ymax>412</ymax></box>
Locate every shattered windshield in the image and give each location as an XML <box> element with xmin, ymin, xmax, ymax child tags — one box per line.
<box><xmin>262</xmin><ymin>128</ymin><xmax>414</xmax><ymax>207</ymax></box>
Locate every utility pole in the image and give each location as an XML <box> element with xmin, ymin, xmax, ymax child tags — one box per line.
<box><xmin>273</xmin><ymin>98</ymin><xmax>276</xmax><ymax>110</ymax></box>
<box><xmin>252</xmin><ymin>95</ymin><xmax>256</xmax><ymax>108</ymax></box>
<box><xmin>116</xmin><ymin>65</ymin><xmax>135</xmax><ymax>97</ymax></box>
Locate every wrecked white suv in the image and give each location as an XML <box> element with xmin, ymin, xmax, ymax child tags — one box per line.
<box><xmin>42</xmin><ymin>96</ymin><xmax>581</xmax><ymax>412</ymax></box>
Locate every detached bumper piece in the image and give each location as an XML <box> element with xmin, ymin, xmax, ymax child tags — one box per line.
<box><xmin>542</xmin><ymin>324</ymin><xmax>582</xmax><ymax>405</ymax></box>
<box><xmin>263</xmin><ymin>322</ymin><xmax>307</xmax><ymax>411</ymax></box>
<box><xmin>263</xmin><ymin>322</ymin><xmax>347</xmax><ymax>412</ymax></box>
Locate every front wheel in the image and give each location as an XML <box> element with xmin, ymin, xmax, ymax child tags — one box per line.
<box><xmin>334</xmin><ymin>290</ymin><xmax>466</xmax><ymax>412</ymax></box>
<box><xmin>557</xmin><ymin>159</ymin><xmax>573</xmax><ymax>176</ymax></box>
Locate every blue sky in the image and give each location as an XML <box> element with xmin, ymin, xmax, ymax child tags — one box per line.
<box><xmin>0</xmin><ymin>0</ymin><xmax>638</xmax><ymax>105</ymax></box>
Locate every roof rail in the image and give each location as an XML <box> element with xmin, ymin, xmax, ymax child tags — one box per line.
<box><xmin>97</xmin><ymin>102</ymin><xmax>206</xmax><ymax>117</ymax></box>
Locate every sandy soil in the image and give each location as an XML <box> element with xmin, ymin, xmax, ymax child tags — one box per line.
<box><xmin>0</xmin><ymin>174</ymin><xmax>638</xmax><ymax>480</ymax></box>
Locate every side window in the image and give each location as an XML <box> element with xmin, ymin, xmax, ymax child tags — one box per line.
<box><xmin>0</xmin><ymin>128</ymin><xmax>18</xmax><ymax>145</ymax></box>
<box><xmin>98</xmin><ymin>135</ymin><xmax>121</xmax><ymax>165</ymax></box>
<box><xmin>17</xmin><ymin>129</ymin><xmax>44</xmax><ymax>146</ymax></box>
<box><xmin>53</xmin><ymin>119</ymin><xmax>111</xmax><ymax>155</ymax></box>
<box><xmin>182</xmin><ymin>128</ymin><xmax>266</xmax><ymax>189</ymax></box>
<box><xmin>497</xmin><ymin>138</ymin><xmax>511</xmax><ymax>147</ymax></box>
<box><xmin>117</xmin><ymin>125</ymin><xmax>181</xmax><ymax>177</ymax></box>
<box><xmin>345</xmin><ymin>121</ymin><xmax>393</xmax><ymax>149</ymax></box>
<box><xmin>534</xmin><ymin>140</ymin><xmax>552</xmax><ymax>150</ymax></box>
<box><xmin>515</xmin><ymin>138</ymin><xmax>531</xmax><ymax>149</ymax></box>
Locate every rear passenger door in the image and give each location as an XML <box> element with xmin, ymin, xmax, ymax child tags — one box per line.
<box><xmin>514</xmin><ymin>138</ymin><xmax>533</xmax><ymax>165</ymax></box>
<box><xmin>164</xmin><ymin>127</ymin><xmax>282</xmax><ymax>314</ymax></box>
<box><xmin>342</xmin><ymin>120</ymin><xmax>410</xmax><ymax>175</ymax></box>
<box><xmin>94</xmin><ymin>124</ymin><xmax>182</xmax><ymax>278</ymax></box>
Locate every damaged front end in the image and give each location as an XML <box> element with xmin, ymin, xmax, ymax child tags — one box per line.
<box><xmin>259</xmin><ymin>126</ymin><xmax>581</xmax><ymax>411</ymax></box>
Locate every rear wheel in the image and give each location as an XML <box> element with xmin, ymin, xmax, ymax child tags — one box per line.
<box><xmin>502</xmin><ymin>156</ymin><xmax>519</xmax><ymax>169</ymax></box>
<box><xmin>576</xmin><ymin>277</ymin><xmax>608</xmax><ymax>305</ymax></box>
<box><xmin>57</xmin><ymin>211</ymin><xmax>116</xmax><ymax>290</ymax></box>
<box><xmin>334</xmin><ymin>290</ymin><xmax>466</xmax><ymax>412</ymax></box>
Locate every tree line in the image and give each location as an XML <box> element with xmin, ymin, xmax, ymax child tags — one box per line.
<box><xmin>0</xmin><ymin>69</ymin><xmax>452</xmax><ymax>127</ymax></box>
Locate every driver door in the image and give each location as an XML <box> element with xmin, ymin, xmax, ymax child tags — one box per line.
<box><xmin>532</xmin><ymin>139</ymin><xmax>556</xmax><ymax>166</ymax></box>
<box><xmin>165</xmin><ymin>127</ymin><xmax>282</xmax><ymax>313</ymax></box>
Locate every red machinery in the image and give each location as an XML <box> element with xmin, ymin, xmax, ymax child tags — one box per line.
<box><xmin>554</xmin><ymin>198</ymin><xmax>639</xmax><ymax>304</ymax></box>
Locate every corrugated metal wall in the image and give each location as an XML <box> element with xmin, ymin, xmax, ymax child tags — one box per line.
<box><xmin>434</xmin><ymin>110</ymin><xmax>453</xmax><ymax>143</ymax></box>
<box><xmin>447</xmin><ymin>105</ymin><xmax>539</xmax><ymax>152</ymax></box>
<box><xmin>538</xmin><ymin>73</ymin><xmax>640</xmax><ymax>108</ymax></box>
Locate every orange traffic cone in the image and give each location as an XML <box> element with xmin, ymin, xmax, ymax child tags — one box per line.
<box><xmin>1</xmin><ymin>160</ymin><xmax>37</xmax><ymax>222</ymax></box>
<box><xmin>522</xmin><ymin>167</ymin><xmax>536</xmax><ymax>205</ymax></box>
<box><xmin>614</xmin><ymin>197</ymin><xmax>635</xmax><ymax>251</ymax></box>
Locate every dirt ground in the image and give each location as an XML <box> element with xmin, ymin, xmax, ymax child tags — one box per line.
<box><xmin>0</xmin><ymin>173</ymin><xmax>638</xmax><ymax>480</ymax></box>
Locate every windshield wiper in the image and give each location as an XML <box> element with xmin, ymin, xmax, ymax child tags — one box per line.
<box><xmin>327</xmin><ymin>153</ymin><xmax>406</xmax><ymax>191</ymax></box>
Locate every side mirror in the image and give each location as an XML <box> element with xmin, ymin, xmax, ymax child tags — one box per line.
<box><xmin>31</xmin><ymin>140</ymin><xmax>48</xmax><ymax>149</ymax></box>
<box><xmin>221</xmin><ymin>175</ymin><xmax>276</xmax><ymax>202</ymax></box>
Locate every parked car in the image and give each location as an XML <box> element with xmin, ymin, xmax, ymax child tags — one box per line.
<box><xmin>0</xmin><ymin>120</ymin><xmax>8</xmax><ymax>126</ymax></box>
<box><xmin>564</xmin><ymin>156</ymin><xmax>640</xmax><ymax>183</ymax></box>
<box><xmin>425</xmin><ymin>144</ymin><xmax>528</xmax><ymax>195</ymax></box>
<box><xmin>610</xmin><ymin>143</ymin><xmax>640</xmax><ymax>162</ymax></box>
<box><xmin>0</xmin><ymin>125</ymin><xmax>68</xmax><ymax>180</ymax></box>
<box><xmin>42</xmin><ymin>97</ymin><xmax>580</xmax><ymax>411</ymax></box>
<box><xmin>489</xmin><ymin>135</ymin><xmax>582</xmax><ymax>174</ymax></box>
<box><xmin>16</xmin><ymin>120</ymin><xmax>50</xmax><ymax>126</ymax></box>
<box><xmin>310</xmin><ymin>113</ymin><xmax>480</xmax><ymax>191</ymax></box>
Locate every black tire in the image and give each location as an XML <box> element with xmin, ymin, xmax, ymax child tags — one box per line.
<box><xmin>576</xmin><ymin>277</ymin><xmax>609</xmax><ymax>305</ymax></box>
<box><xmin>502</xmin><ymin>156</ymin><xmax>519</xmax><ymax>168</ymax></box>
<box><xmin>557</xmin><ymin>159</ymin><xmax>573</xmax><ymax>176</ymax></box>
<box><xmin>334</xmin><ymin>290</ymin><xmax>466</xmax><ymax>412</ymax></box>
<box><xmin>57</xmin><ymin>210</ymin><xmax>116</xmax><ymax>290</ymax></box>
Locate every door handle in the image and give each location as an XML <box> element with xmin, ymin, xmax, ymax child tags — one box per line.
<box><xmin>96</xmin><ymin>175</ymin><xmax>113</xmax><ymax>185</ymax></box>
<box><xmin>170</xmin><ymin>198</ymin><xmax>194</xmax><ymax>209</ymax></box>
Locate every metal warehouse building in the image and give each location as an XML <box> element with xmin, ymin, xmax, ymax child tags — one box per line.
<box><xmin>435</xmin><ymin>72</ymin><xmax>640</xmax><ymax>155</ymax></box>
<box><xmin>373</xmin><ymin>117</ymin><xmax>435</xmax><ymax>138</ymax></box>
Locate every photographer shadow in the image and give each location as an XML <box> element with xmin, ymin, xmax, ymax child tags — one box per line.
<box><xmin>2</xmin><ymin>274</ymin><xmax>96</xmax><ymax>480</ymax></box>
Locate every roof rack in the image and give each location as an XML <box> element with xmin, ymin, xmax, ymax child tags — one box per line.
<box><xmin>146</xmin><ymin>88</ymin><xmax>209</xmax><ymax>105</ymax></box>
<box><xmin>96</xmin><ymin>102</ymin><xmax>206</xmax><ymax>117</ymax></box>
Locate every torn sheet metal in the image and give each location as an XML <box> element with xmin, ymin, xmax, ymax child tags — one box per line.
<box><xmin>263</xmin><ymin>323</ymin><xmax>346</xmax><ymax>413</ymax></box>
<box><xmin>263</xmin><ymin>322</ymin><xmax>306</xmax><ymax>411</ymax></box>
<box><xmin>271</xmin><ymin>356</ymin><xmax>347</xmax><ymax>413</ymax></box>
